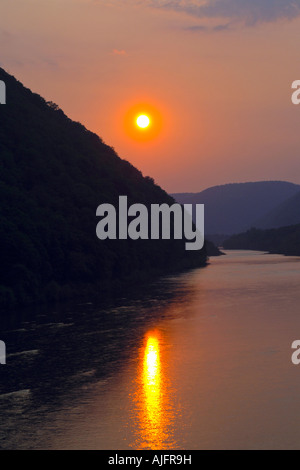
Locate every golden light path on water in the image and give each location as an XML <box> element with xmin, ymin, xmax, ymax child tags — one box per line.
<box><xmin>143</xmin><ymin>335</ymin><xmax>162</xmax><ymax>442</ymax></box>
<box><xmin>132</xmin><ymin>330</ymin><xmax>178</xmax><ymax>450</ymax></box>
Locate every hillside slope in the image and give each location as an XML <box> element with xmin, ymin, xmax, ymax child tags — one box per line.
<box><xmin>223</xmin><ymin>225</ymin><xmax>300</xmax><ymax>256</ymax></box>
<box><xmin>172</xmin><ymin>181</ymin><xmax>300</xmax><ymax>235</ymax></box>
<box><xmin>255</xmin><ymin>190</ymin><xmax>300</xmax><ymax>229</ymax></box>
<box><xmin>0</xmin><ymin>67</ymin><xmax>209</xmax><ymax>309</ymax></box>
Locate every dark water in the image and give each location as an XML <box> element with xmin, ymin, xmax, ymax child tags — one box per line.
<box><xmin>1</xmin><ymin>250</ymin><xmax>300</xmax><ymax>450</ymax></box>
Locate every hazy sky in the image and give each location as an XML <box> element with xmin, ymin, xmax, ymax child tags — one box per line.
<box><xmin>1</xmin><ymin>0</ymin><xmax>300</xmax><ymax>192</ymax></box>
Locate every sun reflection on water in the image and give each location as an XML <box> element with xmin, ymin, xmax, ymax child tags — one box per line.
<box><xmin>143</xmin><ymin>335</ymin><xmax>162</xmax><ymax>439</ymax></box>
<box><xmin>132</xmin><ymin>330</ymin><xmax>178</xmax><ymax>450</ymax></box>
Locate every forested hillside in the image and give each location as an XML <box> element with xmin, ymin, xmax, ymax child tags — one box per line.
<box><xmin>223</xmin><ymin>225</ymin><xmax>300</xmax><ymax>256</ymax></box>
<box><xmin>0</xmin><ymin>68</ymin><xmax>211</xmax><ymax>309</ymax></box>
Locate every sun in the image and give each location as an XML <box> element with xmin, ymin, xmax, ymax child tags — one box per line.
<box><xmin>123</xmin><ymin>102</ymin><xmax>163</xmax><ymax>141</ymax></box>
<box><xmin>136</xmin><ymin>114</ymin><xmax>150</xmax><ymax>129</ymax></box>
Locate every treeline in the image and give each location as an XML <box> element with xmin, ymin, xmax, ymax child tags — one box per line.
<box><xmin>0</xmin><ymin>68</ymin><xmax>215</xmax><ymax>310</ymax></box>
<box><xmin>223</xmin><ymin>225</ymin><xmax>300</xmax><ymax>256</ymax></box>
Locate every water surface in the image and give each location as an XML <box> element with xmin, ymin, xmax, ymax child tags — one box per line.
<box><xmin>1</xmin><ymin>250</ymin><xmax>300</xmax><ymax>450</ymax></box>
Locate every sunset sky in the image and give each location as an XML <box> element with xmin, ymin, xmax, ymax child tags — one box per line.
<box><xmin>1</xmin><ymin>0</ymin><xmax>300</xmax><ymax>193</ymax></box>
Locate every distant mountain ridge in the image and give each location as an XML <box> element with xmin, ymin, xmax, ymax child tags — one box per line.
<box><xmin>172</xmin><ymin>181</ymin><xmax>300</xmax><ymax>236</ymax></box>
<box><xmin>223</xmin><ymin>224</ymin><xmax>300</xmax><ymax>256</ymax></box>
<box><xmin>254</xmin><ymin>190</ymin><xmax>300</xmax><ymax>230</ymax></box>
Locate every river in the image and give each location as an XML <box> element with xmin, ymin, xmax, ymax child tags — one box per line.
<box><xmin>1</xmin><ymin>250</ymin><xmax>300</xmax><ymax>450</ymax></box>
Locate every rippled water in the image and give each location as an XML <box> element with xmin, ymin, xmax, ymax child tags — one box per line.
<box><xmin>1</xmin><ymin>250</ymin><xmax>300</xmax><ymax>449</ymax></box>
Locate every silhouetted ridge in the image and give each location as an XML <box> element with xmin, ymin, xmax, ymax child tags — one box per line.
<box><xmin>254</xmin><ymin>190</ymin><xmax>300</xmax><ymax>229</ymax></box>
<box><xmin>0</xmin><ymin>67</ymin><xmax>210</xmax><ymax>309</ymax></box>
<box><xmin>172</xmin><ymin>181</ymin><xmax>300</xmax><ymax>235</ymax></box>
<box><xmin>223</xmin><ymin>225</ymin><xmax>300</xmax><ymax>256</ymax></box>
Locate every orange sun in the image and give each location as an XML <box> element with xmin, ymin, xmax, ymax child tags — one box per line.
<box><xmin>123</xmin><ymin>103</ymin><xmax>163</xmax><ymax>142</ymax></box>
<box><xmin>136</xmin><ymin>114</ymin><xmax>150</xmax><ymax>129</ymax></box>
